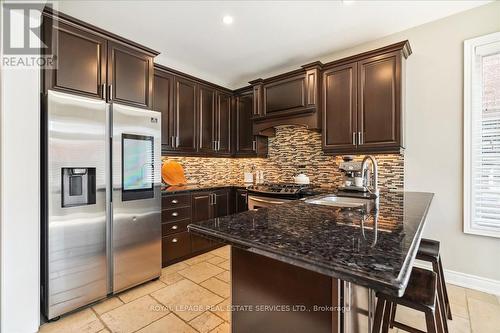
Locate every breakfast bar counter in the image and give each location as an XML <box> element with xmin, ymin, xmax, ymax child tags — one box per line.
<box><xmin>189</xmin><ymin>191</ymin><xmax>434</xmax><ymax>333</ymax></box>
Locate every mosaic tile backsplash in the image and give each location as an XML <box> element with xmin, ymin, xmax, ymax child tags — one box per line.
<box><xmin>162</xmin><ymin>125</ymin><xmax>404</xmax><ymax>192</ymax></box>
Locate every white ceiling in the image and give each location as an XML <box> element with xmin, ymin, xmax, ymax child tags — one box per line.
<box><xmin>56</xmin><ymin>0</ymin><xmax>488</xmax><ymax>89</ymax></box>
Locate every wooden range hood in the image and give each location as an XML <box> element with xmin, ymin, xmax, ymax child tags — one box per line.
<box><xmin>249</xmin><ymin>61</ymin><xmax>323</xmax><ymax>136</ymax></box>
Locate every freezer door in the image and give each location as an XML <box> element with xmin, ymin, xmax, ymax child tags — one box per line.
<box><xmin>111</xmin><ymin>103</ymin><xmax>162</xmax><ymax>293</ymax></box>
<box><xmin>45</xmin><ymin>90</ymin><xmax>108</xmax><ymax>319</ymax></box>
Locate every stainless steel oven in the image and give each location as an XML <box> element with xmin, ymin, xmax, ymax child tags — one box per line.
<box><xmin>247</xmin><ymin>195</ymin><xmax>293</xmax><ymax>210</ymax></box>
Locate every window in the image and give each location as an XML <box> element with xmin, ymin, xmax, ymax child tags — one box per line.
<box><xmin>464</xmin><ymin>32</ymin><xmax>500</xmax><ymax>238</ymax></box>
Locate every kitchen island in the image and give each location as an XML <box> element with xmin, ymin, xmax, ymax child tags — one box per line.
<box><xmin>188</xmin><ymin>191</ymin><xmax>434</xmax><ymax>333</ymax></box>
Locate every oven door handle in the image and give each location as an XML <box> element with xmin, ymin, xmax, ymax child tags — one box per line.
<box><xmin>249</xmin><ymin>197</ymin><xmax>287</xmax><ymax>205</ymax></box>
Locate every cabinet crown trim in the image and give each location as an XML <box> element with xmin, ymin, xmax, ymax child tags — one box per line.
<box><xmin>43</xmin><ymin>7</ymin><xmax>159</xmax><ymax>56</ymax></box>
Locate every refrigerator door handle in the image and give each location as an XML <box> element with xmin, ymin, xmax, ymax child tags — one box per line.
<box><xmin>102</xmin><ymin>83</ymin><xmax>107</xmax><ymax>100</ymax></box>
<box><xmin>108</xmin><ymin>84</ymin><xmax>113</xmax><ymax>101</ymax></box>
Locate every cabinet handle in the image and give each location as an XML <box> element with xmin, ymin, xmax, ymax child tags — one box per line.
<box><xmin>171</xmin><ymin>212</ymin><xmax>178</xmax><ymax>217</ymax></box>
<box><xmin>352</xmin><ymin>132</ymin><xmax>356</xmax><ymax>146</ymax></box>
<box><xmin>171</xmin><ymin>199</ymin><xmax>178</xmax><ymax>204</ymax></box>
<box><xmin>358</xmin><ymin>132</ymin><xmax>362</xmax><ymax>145</ymax></box>
<box><xmin>172</xmin><ymin>238</ymin><xmax>178</xmax><ymax>243</ymax></box>
<box><xmin>252</xmin><ymin>140</ymin><xmax>257</xmax><ymax>151</ymax></box>
<box><xmin>214</xmin><ymin>194</ymin><xmax>217</xmax><ymax>205</ymax></box>
<box><xmin>176</xmin><ymin>136</ymin><xmax>179</xmax><ymax>148</ymax></box>
<box><xmin>108</xmin><ymin>84</ymin><xmax>113</xmax><ymax>100</ymax></box>
<box><xmin>171</xmin><ymin>136</ymin><xmax>175</xmax><ymax>148</ymax></box>
<box><xmin>171</xmin><ymin>225</ymin><xmax>178</xmax><ymax>230</ymax></box>
<box><xmin>102</xmin><ymin>84</ymin><xmax>106</xmax><ymax>100</ymax></box>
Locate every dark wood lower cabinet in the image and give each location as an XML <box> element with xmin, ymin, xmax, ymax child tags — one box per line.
<box><xmin>191</xmin><ymin>234</ymin><xmax>213</xmax><ymax>253</ymax></box>
<box><xmin>232</xmin><ymin>247</ymin><xmax>340</xmax><ymax>333</ymax></box>
<box><xmin>235</xmin><ymin>189</ymin><xmax>248</xmax><ymax>213</ymax></box>
<box><xmin>162</xmin><ymin>232</ymin><xmax>191</xmax><ymax>267</ymax></box>
<box><xmin>162</xmin><ymin>187</ymin><xmax>243</xmax><ymax>267</ymax></box>
<box><xmin>213</xmin><ymin>189</ymin><xmax>229</xmax><ymax>218</ymax></box>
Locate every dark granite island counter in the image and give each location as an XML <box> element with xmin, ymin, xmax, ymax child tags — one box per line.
<box><xmin>189</xmin><ymin>191</ymin><xmax>434</xmax><ymax>333</ymax></box>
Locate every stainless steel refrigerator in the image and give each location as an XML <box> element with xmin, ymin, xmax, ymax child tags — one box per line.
<box><xmin>42</xmin><ymin>90</ymin><xmax>161</xmax><ymax>319</ymax></box>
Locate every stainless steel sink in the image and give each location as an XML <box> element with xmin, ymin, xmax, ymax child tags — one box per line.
<box><xmin>305</xmin><ymin>195</ymin><xmax>373</xmax><ymax>211</ymax></box>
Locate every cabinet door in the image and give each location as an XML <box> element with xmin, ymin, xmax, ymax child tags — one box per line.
<box><xmin>162</xmin><ymin>232</ymin><xmax>191</xmax><ymax>266</ymax></box>
<box><xmin>235</xmin><ymin>189</ymin><xmax>248</xmax><ymax>213</ymax></box>
<box><xmin>263</xmin><ymin>75</ymin><xmax>306</xmax><ymax>115</ymax></box>
<box><xmin>198</xmin><ymin>85</ymin><xmax>216</xmax><ymax>153</ymax></box>
<box><xmin>174</xmin><ymin>77</ymin><xmax>198</xmax><ymax>152</ymax></box>
<box><xmin>153</xmin><ymin>69</ymin><xmax>174</xmax><ymax>150</ymax></box>
<box><xmin>322</xmin><ymin>63</ymin><xmax>357</xmax><ymax>152</ymax></box>
<box><xmin>191</xmin><ymin>234</ymin><xmax>213</xmax><ymax>253</ymax></box>
<box><xmin>191</xmin><ymin>192</ymin><xmax>212</xmax><ymax>222</ymax></box>
<box><xmin>107</xmin><ymin>41</ymin><xmax>154</xmax><ymax>109</ymax></box>
<box><xmin>358</xmin><ymin>52</ymin><xmax>401</xmax><ymax>149</ymax></box>
<box><xmin>191</xmin><ymin>192</ymin><xmax>213</xmax><ymax>253</ymax></box>
<box><xmin>217</xmin><ymin>92</ymin><xmax>232</xmax><ymax>155</ymax></box>
<box><xmin>43</xmin><ymin>18</ymin><xmax>106</xmax><ymax>99</ymax></box>
<box><xmin>213</xmin><ymin>190</ymin><xmax>229</xmax><ymax>218</ymax></box>
<box><xmin>235</xmin><ymin>91</ymin><xmax>256</xmax><ymax>155</ymax></box>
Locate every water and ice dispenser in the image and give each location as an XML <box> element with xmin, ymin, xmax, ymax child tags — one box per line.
<box><xmin>61</xmin><ymin>167</ymin><xmax>96</xmax><ymax>207</ymax></box>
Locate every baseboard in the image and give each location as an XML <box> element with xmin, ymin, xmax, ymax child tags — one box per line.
<box><xmin>414</xmin><ymin>261</ymin><xmax>500</xmax><ymax>296</ymax></box>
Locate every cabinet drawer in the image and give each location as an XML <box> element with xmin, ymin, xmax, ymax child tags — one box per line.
<box><xmin>162</xmin><ymin>231</ymin><xmax>191</xmax><ymax>265</ymax></box>
<box><xmin>162</xmin><ymin>194</ymin><xmax>191</xmax><ymax>209</ymax></box>
<box><xmin>162</xmin><ymin>219</ymin><xmax>190</xmax><ymax>236</ymax></box>
<box><xmin>162</xmin><ymin>206</ymin><xmax>191</xmax><ymax>222</ymax></box>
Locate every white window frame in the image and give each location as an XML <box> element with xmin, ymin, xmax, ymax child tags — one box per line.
<box><xmin>463</xmin><ymin>31</ymin><xmax>500</xmax><ymax>238</ymax></box>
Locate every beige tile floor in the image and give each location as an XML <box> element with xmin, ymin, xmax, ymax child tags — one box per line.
<box><xmin>39</xmin><ymin>246</ymin><xmax>500</xmax><ymax>333</ymax></box>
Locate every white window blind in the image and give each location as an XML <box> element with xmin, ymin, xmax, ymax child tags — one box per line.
<box><xmin>464</xmin><ymin>32</ymin><xmax>500</xmax><ymax>238</ymax></box>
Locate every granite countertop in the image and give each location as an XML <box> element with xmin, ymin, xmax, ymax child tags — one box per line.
<box><xmin>162</xmin><ymin>183</ymin><xmax>249</xmax><ymax>194</ymax></box>
<box><xmin>188</xmin><ymin>191</ymin><xmax>434</xmax><ymax>296</ymax></box>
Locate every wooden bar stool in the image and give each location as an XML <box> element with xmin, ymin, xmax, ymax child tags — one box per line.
<box><xmin>416</xmin><ymin>238</ymin><xmax>452</xmax><ymax>320</ymax></box>
<box><xmin>373</xmin><ymin>267</ymin><xmax>445</xmax><ymax>333</ymax></box>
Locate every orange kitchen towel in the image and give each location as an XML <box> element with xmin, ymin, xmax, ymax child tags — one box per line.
<box><xmin>162</xmin><ymin>160</ymin><xmax>187</xmax><ymax>185</ymax></box>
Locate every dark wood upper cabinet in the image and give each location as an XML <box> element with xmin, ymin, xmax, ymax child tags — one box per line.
<box><xmin>42</xmin><ymin>10</ymin><xmax>158</xmax><ymax>110</ymax></box>
<box><xmin>153</xmin><ymin>64</ymin><xmax>235</xmax><ymax>157</ymax></box>
<box><xmin>107</xmin><ymin>41</ymin><xmax>154</xmax><ymax>109</ymax></box>
<box><xmin>358</xmin><ymin>52</ymin><xmax>401</xmax><ymax>150</ymax></box>
<box><xmin>216</xmin><ymin>92</ymin><xmax>232</xmax><ymax>155</ymax></box>
<box><xmin>251</xmin><ymin>62</ymin><xmax>322</xmax><ymax>136</ymax></box>
<box><xmin>234</xmin><ymin>90</ymin><xmax>256</xmax><ymax>155</ymax></box>
<box><xmin>234</xmin><ymin>89</ymin><xmax>268</xmax><ymax>157</ymax></box>
<box><xmin>43</xmin><ymin>18</ymin><xmax>107</xmax><ymax>99</ymax></box>
<box><xmin>174</xmin><ymin>77</ymin><xmax>198</xmax><ymax>153</ymax></box>
<box><xmin>264</xmin><ymin>76</ymin><xmax>306</xmax><ymax>114</ymax></box>
<box><xmin>322</xmin><ymin>41</ymin><xmax>410</xmax><ymax>154</ymax></box>
<box><xmin>198</xmin><ymin>85</ymin><xmax>216</xmax><ymax>153</ymax></box>
<box><xmin>322</xmin><ymin>63</ymin><xmax>358</xmax><ymax>152</ymax></box>
<box><xmin>153</xmin><ymin>69</ymin><xmax>174</xmax><ymax>150</ymax></box>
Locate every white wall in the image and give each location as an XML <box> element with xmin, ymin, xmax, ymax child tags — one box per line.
<box><xmin>317</xmin><ymin>2</ymin><xmax>500</xmax><ymax>282</ymax></box>
<box><xmin>0</xmin><ymin>6</ymin><xmax>42</xmax><ymax>333</ymax></box>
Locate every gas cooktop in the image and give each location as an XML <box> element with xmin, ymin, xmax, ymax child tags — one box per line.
<box><xmin>247</xmin><ymin>183</ymin><xmax>316</xmax><ymax>198</ymax></box>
